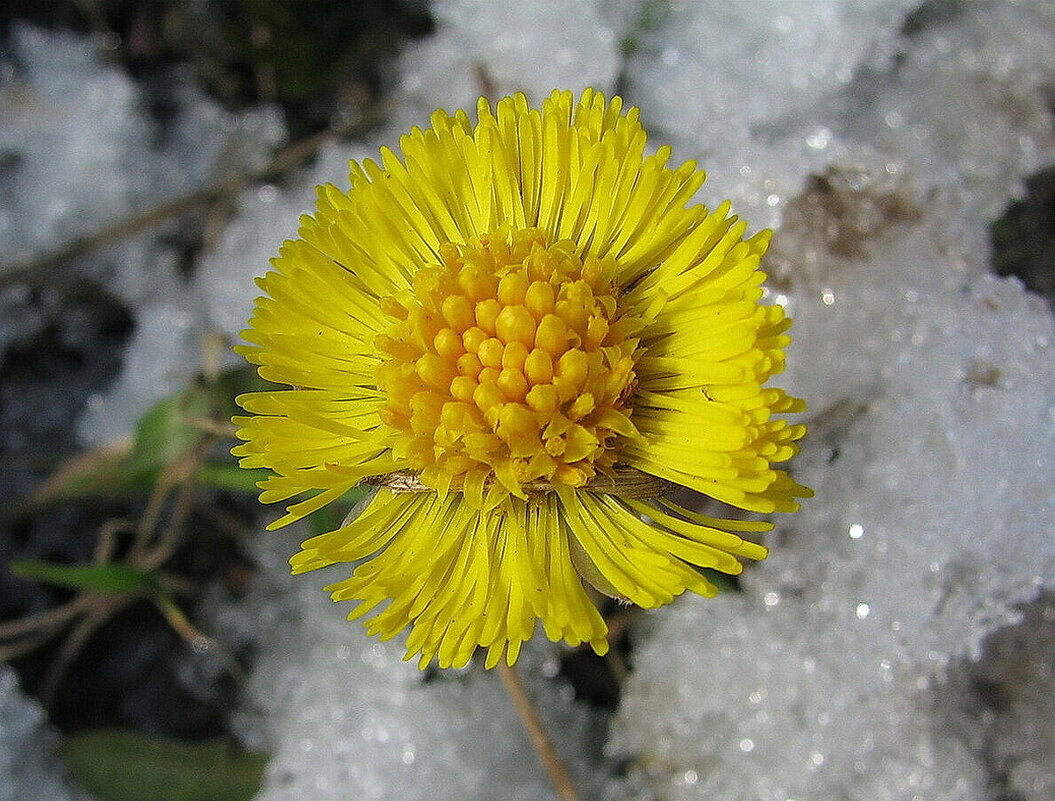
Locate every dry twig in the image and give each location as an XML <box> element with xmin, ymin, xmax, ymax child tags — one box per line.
<box><xmin>498</xmin><ymin>661</ymin><xmax>582</xmax><ymax>801</ymax></box>
<box><xmin>0</xmin><ymin>371</ymin><xmax>245</xmax><ymax>708</ymax></box>
<box><xmin>0</xmin><ymin>111</ymin><xmax>385</xmax><ymax>290</ymax></box>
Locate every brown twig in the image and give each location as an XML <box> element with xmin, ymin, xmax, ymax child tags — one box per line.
<box><xmin>185</xmin><ymin>417</ymin><xmax>239</xmax><ymax>437</ymax></box>
<box><xmin>0</xmin><ymin>595</ymin><xmax>97</xmax><ymax>643</ymax></box>
<box><xmin>0</xmin><ymin>627</ymin><xmax>56</xmax><ymax>663</ymax></box>
<box><xmin>0</xmin><ymin>111</ymin><xmax>385</xmax><ymax>289</ymax></box>
<box><xmin>41</xmin><ymin>596</ymin><xmax>124</xmax><ymax>708</ymax></box>
<box><xmin>2</xmin><ymin>398</ymin><xmax>234</xmax><ymax>707</ymax></box>
<box><xmin>0</xmin><ymin>183</ymin><xmax>237</xmax><ymax>287</ymax></box>
<box><xmin>497</xmin><ymin>661</ymin><xmax>582</xmax><ymax>801</ymax></box>
<box><xmin>138</xmin><ymin>463</ymin><xmax>203</xmax><ymax>572</ymax></box>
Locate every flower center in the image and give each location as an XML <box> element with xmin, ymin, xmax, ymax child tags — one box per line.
<box><xmin>374</xmin><ymin>227</ymin><xmax>641</xmax><ymax>506</ymax></box>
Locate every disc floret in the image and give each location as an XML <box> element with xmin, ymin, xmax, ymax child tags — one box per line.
<box><xmin>375</xmin><ymin>227</ymin><xmax>642</xmax><ymax>508</ymax></box>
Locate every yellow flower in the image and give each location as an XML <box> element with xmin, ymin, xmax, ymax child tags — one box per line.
<box><xmin>233</xmin><ymin>89</ymin><xmax>810</xmax><ymax>670</ymax></box>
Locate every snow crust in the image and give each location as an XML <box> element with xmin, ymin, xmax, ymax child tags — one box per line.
<box><xmin>209</xmin><ymin>529</ymin><xmax>607</xmax><ymax>801</ymax></box>
<box><xmin>0</xmin><ymin>23</ymin><xmax>284</xmax><ymax>443</ymax></box>
<box><xmin>0</xmin><ymin>665</ymin><xmax>87</xmax><ymax>801</ymax></box>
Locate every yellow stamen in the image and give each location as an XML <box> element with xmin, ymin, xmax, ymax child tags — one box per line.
<box><xmin>375</xmin><ymin>227</ymin><xmax>642</xmax><ymax>505</ymax></box>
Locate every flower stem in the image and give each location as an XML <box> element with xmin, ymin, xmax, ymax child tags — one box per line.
<box><xmin>497</xmin><ymin>661</ymin><xmax>582</xmax><ymax>801</ymax></box>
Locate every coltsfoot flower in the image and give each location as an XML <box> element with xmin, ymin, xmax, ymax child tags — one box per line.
<box><xmin>233</xmin><ymin>89</ymin><xmax>810</xmax><ymax>669</ymax></box>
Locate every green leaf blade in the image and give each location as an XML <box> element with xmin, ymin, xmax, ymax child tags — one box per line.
<box><xmin>196</xmin><ymin>462</ymin><xmax>271</xmax><ymax>494</ymax></box>
<box><xmin>10</xmin><ymin>561</ymin><xmax>153</xmax><ymax>595</ymax></box>
<box><xmin>65</xmin><ymin>729</ymin><xmax>267</xmax><ymax>801</ymax></box>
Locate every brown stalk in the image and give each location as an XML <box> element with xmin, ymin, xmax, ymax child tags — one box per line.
<box><xmin>3</xmin><ymin>392</ymin><xmax>240</xmax><ymax>708</ymax></box>
<box><xmin>497</xmin><ymin>661</ymin><xmax>582</xmax><ymax>801</ymax></box>
<box><xmin>0</xmin><ymin>111</ymin><xmax>385</xmax><ymax>290</ymax></box>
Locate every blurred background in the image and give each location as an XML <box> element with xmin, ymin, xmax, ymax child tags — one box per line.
<box><xmin>0</xmin><ymin>2</ymin><xmax>1052</xmax><ymax>801</ymax></box>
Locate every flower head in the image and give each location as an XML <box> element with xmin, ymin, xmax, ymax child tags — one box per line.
<box><xmin>233</xmin><ymin>89</ymin><xmax>810</xmax><ymax>669</ymax></box>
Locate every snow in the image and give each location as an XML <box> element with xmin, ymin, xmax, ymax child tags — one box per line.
<box><xmin>393</xmin><ymin>0</ymin><xmax>623</xmax><ymax>132</ymax></box>
<box><xmin>0</xmin><ymin>22</ymin><xmax>285</xmax><ymax>443</ymax></box>
<box><xmin>607</xmin><ymin>202</ymin><xmax>1055</xmax><ymax>799</ymax></box>
<box><xmin>0</xmin><ymin>665</ymin><xmax>87</xmax><ymax>801</ymax></box>
<box><xmin>212</xmin><ymin>529</ymin><xmax>608</xmax><ymax>801</ymax></box>
<box><xmin>605</xmin><ymin>3</ymin><xmax>1055</xmax><ymax>799</ymax></box>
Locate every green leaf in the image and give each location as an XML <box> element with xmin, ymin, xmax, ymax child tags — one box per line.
<box><xmin>65</xmin><ymin>729</ymin><xmax>267</xmax><ymax>801</ymax></box>
<box><xmin>5</xmin><ymin>366</ymin><xmax>271</xmax><ymax>518</ymax></box>
<box><xmin>197</xmin><ymin>461</ymin><xmax>270</xmax><ymax>494</ymax></box>
<box><xmin>11</xmin><ymin>561</ymin><xmax>153</xmax><ymax>595</ymax></box>
<box><xmin>211</xmin><ymin>364</ymin><xmax>272</xmax><ymax>415</ymax></box>
<box><xmin>126</xmin><ymin>385</ymin><xmax>211</xmax><ymax>481</ymax></box>
<box><xmin>25</xmin><ymin>442</ymin><xmax>138</xmax><ymax>505</ymax></box>
<box><xmin>702</xmin><ymin>568</ymin><xmax>740</xmax><ymax>594</ymax></box>
<box><xmin>307</xmin><ymin>484</ymin><xmax>371</xmax><ymax>536</ymax></box>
